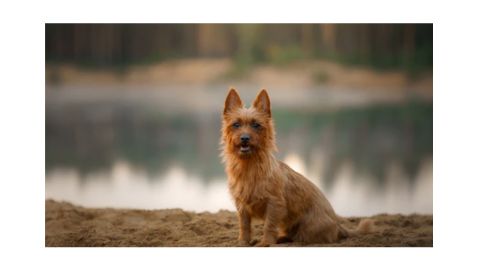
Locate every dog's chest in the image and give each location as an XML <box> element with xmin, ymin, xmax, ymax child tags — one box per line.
<box><xmin>229</xmin><ymin>178</ymin><xmax>269</xmax><ymax>217</ymax></box>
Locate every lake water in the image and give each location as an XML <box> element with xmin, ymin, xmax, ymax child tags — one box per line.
<box><xmin>45</xmin><ymin>85</ymin><xmax>432</xmax><ymax>216</ymax></box>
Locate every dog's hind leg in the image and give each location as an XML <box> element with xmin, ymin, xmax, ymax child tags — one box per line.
<box><xmin>276</xmin><ymin>222</ymin><xmax>300</xmax><ymax>244</ymax></box>
<box><xmin>292</xmin><ymin>213</ymin><xmax>339</xmax><ymax>244</ymax></box>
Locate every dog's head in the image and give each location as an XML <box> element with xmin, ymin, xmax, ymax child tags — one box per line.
<box><xmin>221</xmin><ymin>88</ymin><xmax>277</xmax><ymax>159</ymax></box>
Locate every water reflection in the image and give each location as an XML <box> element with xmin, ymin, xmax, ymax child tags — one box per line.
<box><xmin>45</xmin><ymin>155</ymin><xmax>432</xmax><ymax>216</ymax></box>
<box><xmin>45</xmin><ymin>85</ymin><xmax>432</xmax><ymax>215</ymax></box>
<box><xmin>46</xmin><ymin>161</ymin><xmax>232</xmax><ymax>212</ymax></box>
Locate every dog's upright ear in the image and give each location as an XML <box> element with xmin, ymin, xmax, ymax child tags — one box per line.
<box><xmin>224</xmin><ymin>88</ymin><xmax>243</xmax><ymax>115</ymax></box>
<box><xmin>253</xmin><ymin>89</ymin><xmax>271</xmax><ymax>117</ymax></box>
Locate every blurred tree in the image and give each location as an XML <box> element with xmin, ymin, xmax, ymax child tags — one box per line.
<box><xmin>45</xmin><ymin>24</ymin><xmax>432</xmax><ymax>71</ymax></box>
<box><xmin>320</xmin><ymin>24</ymin><xmax>337</xmax><ymax>54</ymax></box>
<box><xmin>300</xmin><ymin>24</ymin><xmax>315</xmax><ymax>56</ymax></box>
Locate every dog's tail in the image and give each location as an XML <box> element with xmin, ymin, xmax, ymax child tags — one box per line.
<box><xmin>338</xmin><ymin>219</ymin><xmax>374</xmax><ymax>238</ymax></box>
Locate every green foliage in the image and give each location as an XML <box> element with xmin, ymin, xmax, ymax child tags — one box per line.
<box><xmin>265</xmin><ymin>45</ymin><xmax>306</xmax><ymax>66</ymax></box>
<box><xmin>313</xmin><ymin>69</ymin><xmax>330</xmax><ymax>84</ymax></box>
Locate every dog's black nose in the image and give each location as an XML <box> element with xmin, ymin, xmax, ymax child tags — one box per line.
<box><xmin>240</xmin><ymin>134</ymin><xmax>250</xmax><ymax>142</ymax></box>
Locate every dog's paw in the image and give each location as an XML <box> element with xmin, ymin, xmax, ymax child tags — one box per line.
<box><xmin>276</xmin><ymin>236</ymin><xmax>293</xmax><ymax>244</ymax></box>
<box><xmin>249</xmin><ymin>239</ymin><xmax>259</xmax><ymax>246</ymax></box>
<box><xmin>254</xmin><ymin>240</ymin><xmax>271</xmax><ymax>247</ymax></box>
<box><xmin>238</xmin><ymin>238</ymin><xmax>259</xmax><ymax>246</ymax></box>
<box><xmin>237</xmin><ymin>240</ymin><xmax>251</xmax><ymax>247</ymax></box>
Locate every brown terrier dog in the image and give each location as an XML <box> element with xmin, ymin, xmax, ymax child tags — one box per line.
<box><xmin>221</xmin><ymin>88</ymin><xmax>373</xmax><ymax>246</ymax></box>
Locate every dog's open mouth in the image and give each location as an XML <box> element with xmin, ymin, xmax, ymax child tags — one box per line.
<box><xmin>240</xmin><ymin>143</ymin><xmax>251</xmax><ymax>153</ymax></box>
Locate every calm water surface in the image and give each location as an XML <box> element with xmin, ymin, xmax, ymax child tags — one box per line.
<box><xmin>46</xmin><ymin>85</ymin><xmax>432</xmax><ymax>216</ymax></box>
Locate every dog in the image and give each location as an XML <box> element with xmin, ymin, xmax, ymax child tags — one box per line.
<box><xmin>221</xmin><ymin>88</ymin><xmax>373</xmax><ymax>246</ymax></box>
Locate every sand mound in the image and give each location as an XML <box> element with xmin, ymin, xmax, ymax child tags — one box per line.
<box><xmin>45</xmin><ymin>200</ymin><xmax>432</xmax><ymax>247</ymax></box>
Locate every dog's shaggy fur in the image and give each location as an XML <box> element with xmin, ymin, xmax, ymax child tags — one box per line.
<box><xmin>221</xmin><ymin>88</ymin><xmax>373</xmax><ymax>246</ymax></box>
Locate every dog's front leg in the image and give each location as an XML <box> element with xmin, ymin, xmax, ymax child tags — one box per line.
<box><xmin>237</xmin><ymin>207</ymin><xmax>252</xmax><ymax>246</ymax></box>
<box><xmin>257</xmin><ymin>201</ymin><xmax>285</xmax><ymax>247</ymax></box>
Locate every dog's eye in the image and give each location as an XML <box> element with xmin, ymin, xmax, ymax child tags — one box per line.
<box><xmin>232</xmin><ymin>122</ymin><xmax>241</xmax><ymax>128</ymax></box>
<box><xmin>251</xmin><ymin>122</ymin><xmax>261</xmax><ymax>129</ymax></box>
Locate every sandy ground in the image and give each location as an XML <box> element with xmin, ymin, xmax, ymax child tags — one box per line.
<box><xmin>45</xmin><ymin>200</ymin><xmax>433</xmax><ymax>247</ymax></box>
